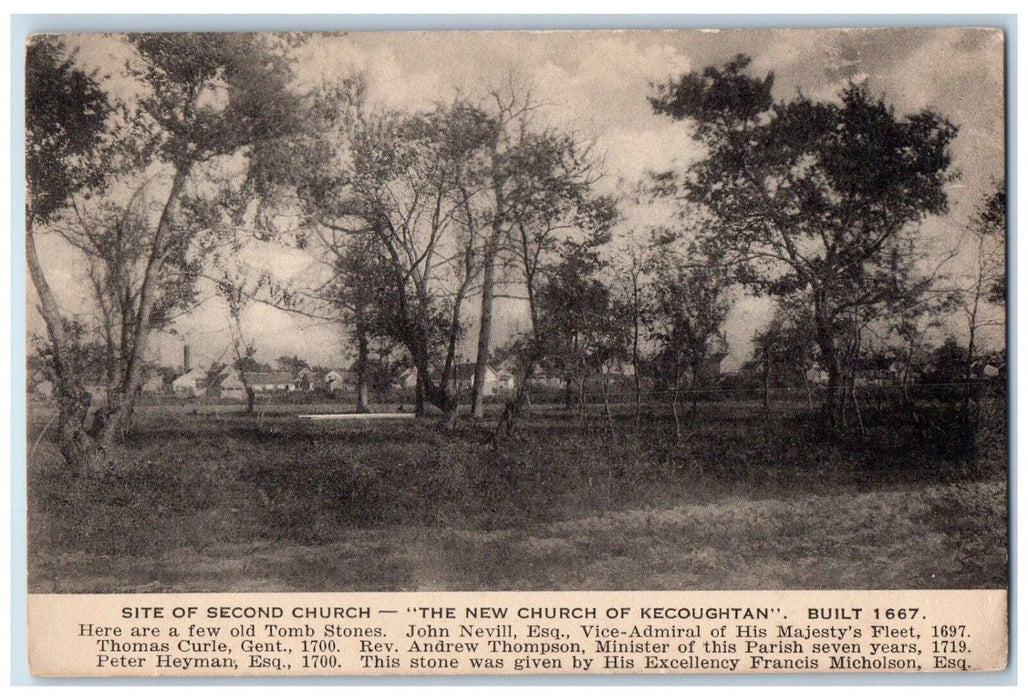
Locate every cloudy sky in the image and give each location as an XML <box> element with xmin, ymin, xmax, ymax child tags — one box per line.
<box><xmin>31</xmin><ymin>27</ymin><xmax>1006</xmax><ymax>371</ymax></box>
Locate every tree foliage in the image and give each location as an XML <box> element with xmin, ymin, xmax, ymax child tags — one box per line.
<box><xmin>281</xmin><ymin>91</ymin><xmax>496</xmax><ymax>421</ymax></box>
<box><xmin>535</xmin><ymin>241</ymin><xmax>631</xmax><ymax>411</ymax></box>
<box><xmin>968</xmin><ymin>180</ymin><xmax>1006</xmax><ymax>306</ymax></box>
<box><xmin>27</xmin><ymin>33</ymin><xmax>303</xmax><ymax>473</ymax></box>
<box><xmin>647</xmin><ymin>245</ymin><xmax>731</xmax><ymax>393</ymax></box>
<box><xmin>26</xmin><ymin>36</ymin><xmax>115</xmax><ymax>227</ymax></box>
<box><xmin>650</xmin><ymin>54</ymin><xmax>959</xmax><ymax>429</ymax></box>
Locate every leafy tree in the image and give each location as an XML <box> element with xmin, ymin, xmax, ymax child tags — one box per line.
<box><xmin>286</xmin><ymin>95</ymin><xmax>497</xmax><ymax>425</ymax></box>
<box><xmin>611</xmin><ymin>240</ymin><xmax>649</xmax><ymax>423</ymax></box>
<box><xmin>26</xmin><ymin>36</ymin><xmax>115</xmax><ymax>226</ymax></box>
<box><xmin>646</xmin><ymin>239</ymin><xmax>732</xmax><ymax>441</ymax></box>
<box><xmin>536</xmin><ymin>241</ymin><xmax>630</xmax><ymax>425</ymax></box>
<box><xmin>961</xmin><ymin>181</ymin><xmax>1006</xmax><ymax>366</ymax></box>
<box><xmin>956</xmin><ymin>181</ymin><xmax>1006</xmax><ymax>459</ymax></box>
<box><xmin>323</xmin><ymin>227</ymin><xmax>399</xmax><ymax>412</ymax></box>
<box><xmin>981</xmin><ymin>186</ymin><xmax>1007</xmax><ymax>306</ymax></box>
<box><xmin>240</xmin><ymin>75</ymin><xmax>406</xmax><ymax>414</ymax></box>
<box><xmin>650</xmin><ymin>55</ymin><xmax>958</xmax><ymax>430</ymax></box>
<box><xmin>922</xmin><ymin>336</ymin><xmax>969</xmax><ymax>392</ymax></box>
<box><xmin>883</xmin><ymin>270</ymin><xmax>959</xmax><ymax>403</ymax></box>
<box><xmin>27</xmin><ymin>33</ymin><xmax>302</xmax><ymax>473</ymax></box>
<box><xmin>26</xmin><ymin>35</ymin><xmax>119</xmax><ymax>473</ymax></box>
<box><xmin>489</xmin><ymin>137</ymin><xmax>617</xmax><ymax>437</ymax></box>
<box><xmin>749</xmin><ymin>297</ymin><xmax>818</xmax><ymax>409</ymax></box>
<box><xmin>463</xmin><ymin>87</ymin><xmax>613</xmax><ymax>420</ymax></box>
<box><xmin>276</xmin><ymin>355</ymin><xmax>310</xmax><ymax>374</ymax></box>
<box><xmin>258</xmin><ymin>76</ymin><xmax>615</xmax><ymax>428</ymax></box>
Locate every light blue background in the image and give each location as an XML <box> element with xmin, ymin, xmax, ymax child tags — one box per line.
<box><xmin>9</xmin><ymin>13</ymin><xmax>1017</xmax><ymax>687</ymax></box>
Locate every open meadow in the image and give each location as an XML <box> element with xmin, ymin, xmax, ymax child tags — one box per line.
<box><xmin>27</xmin><ymin>399</ymin><xmax>1007</xmax><ymax>593</ymax></box>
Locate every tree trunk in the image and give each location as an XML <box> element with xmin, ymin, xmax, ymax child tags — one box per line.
<box><xmin>442</xmin><ymin>403</ymin><xmax>458</xmax><ymax>431</ymax></box>
<box><xmin>471</xmin><ymin>226</ymin><xmax>501</xmax><ymax>420</ymax></box>
<box><xmin>963</xmin><ymin>294</ymin><xmax>980</xmax><ymax>456</ymax></box>
<box><xmin>690</xmin><ymin>361</ymin><xmax>700</xmax><ymax>423</ymax></box>
<box><xmin>487</xmin><ymin>265</ymin><xmax>543</xmax><ymax>442</ymax></box>
<box><xmin>424</xmin><ymin>367</ymin><xmax>458</xmax><ymax>428</ymax></box>
<box><xmin>414</xmin><ymin>372</ymin><xmax>425</xmax><ymax>416</ymax></box>
<box><xmin>492</xmin><ymin>358</ymin><xmax>534</xmax><ymax>441</ymax></box>
<box><xmin>670</xmin><ymin>381</ymin><xmax>682</xmax><ymax>445</ymax></box>
<box><xmin>409</xmin><ymin>347</ymin><xmax>461</xmax><ymax>426</ymax></box>
<box><xmin>27</xmin><ymin>218</ymin><xmax>106</xmax><ymax>474</ymax></box>
<box><xmin>58</xmin><ymin>165</ymin><xmax>193</xmax><ymax>457</ymax></box>
<box><xmin>56</xmin><ymin>387</ymin><xmax>104</xmax><ymax>477</ymax></box>
<box><xmin>357</xmin><ymin>379</ymin><xmax>370</xmax><ymax>414</ymax></box>
<box><xmin>110</xmin><ymin>166</ymin><xmax>191</xmax><ymax>440</ymax></box>
<box><xmin>601</xmin><ymin>374</ymin><xmax>614</xmax><ymax>436</ymax></box>
<box><xmin>814</xmin><ymin>302</ymin><xmax>843</xmax><ymax>432</ymax></box>
<box><xmin>631</xmin><ymin>276</ymin><xmax>642</xmax><ymax>425</ymax></box>
<box><xmin>355</xmin><ymin>327</ymin><xmax>371</xmax><ymax>414</ymax></box>
<box><xmin>824</xmin><ymin>360</ymin><xmax>842</xmax><ymax>430</ymax></box>
<box><xmin>762</xmin><ymin>357</ymin><xmax>771</xmax><ymax>413</ymax></box>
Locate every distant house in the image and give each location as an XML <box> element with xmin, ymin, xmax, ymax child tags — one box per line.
<box><xmin>602</xmin><ymin>360</ymin><xmax>636</xmax><ymax>378</ymax></box>
<box><xmin>218</xmin><ymin>371</ymin><xmax>298</xmax><ymax>400</ymax></box>
<box><xmin>295</xmin><ymin>367</ymin><xmax>315</xmax><ymax>392</ymax></box>
<box><xmin>495</xmin><ymin>356</ymin><xmax>524</xmax><ymax>376</ymax></box>
<box><xmin>325</xmin><ymin>369</ymin><xmax>357</xmax><ymax>393</ymax></box>
<box><xmin>528</xmin><ymin>373</ymin><xmax>564</xmax><ymax>389</ymax></box>
<box><xmin>805</xmin><ymin>366</ymin><xmax>829</xmax><ymax>386</ymax></box>
<box><xmin>141</xmin><ymin>374</ymin><xmax>166</xmax><ymax>395</ymax></box>
<box><xmin>452</xmin><ymin>363</ymin><xmax>512</xmax><ymax>396</ymax></box>
<box><xmin>852</xmin><ymin>356</ymin><xmax>897</xmax><ymax>387</ymax></box>
<box><xmin>243</xmin><ymin>372</ymin><xmax>297</xmax><ymax>393</ymax></box>
<box><xmin>396</xmin><ymin>367</ymin><xmax>418</xmax><ymax>389</ymax></box>
<box><xmin>523</xmin><ymin>362</ymin><xmax>564</xmax><ymax>388</ymax></box>
<box><xmin>494</xmin><ymin>368</ymin><xmax>516</xmax><ymax>393</ymax></box>
<box><xmin>172</xmin><ymin>367</ymin><xmax>207</xmax><ymax>398</ymax></box>
<box><xmin>219</xmin><ymin>372</ymin><xmax>247</xmax><ymax>400</ymax></box>
<box><xmin>392</xmin><ymin>364</ymin><xmax>512</xmax><ymax>396</ymax></box>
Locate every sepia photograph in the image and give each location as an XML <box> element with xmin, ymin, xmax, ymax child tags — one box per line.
<box><xmin>25</xmin><ymin>27</ymin><xmax>1008</xmax><ymax>598</ymax></box>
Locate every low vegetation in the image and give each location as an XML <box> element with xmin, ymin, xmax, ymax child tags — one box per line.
<box><xmin>27</xmin><ymin>400</ymin><xmax>1007</xmax><ymax>592</ymax></box>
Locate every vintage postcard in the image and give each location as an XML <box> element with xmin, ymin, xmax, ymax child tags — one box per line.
<box><xmin>23</xmin><ymin>26</ymin><xmax>1008</xmax><ymax>676</ymax></box>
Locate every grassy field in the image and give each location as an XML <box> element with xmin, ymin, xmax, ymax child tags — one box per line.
<box><xmin>26</xmin><ymin>400</ymin><xmax>1008</xmax><ymax>592</ymax></box>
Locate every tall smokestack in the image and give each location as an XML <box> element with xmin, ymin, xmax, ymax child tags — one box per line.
<box><xmin>183</xmin><ymin>345</ymin><xmax>191</xmax><ymax>372</ymax></box>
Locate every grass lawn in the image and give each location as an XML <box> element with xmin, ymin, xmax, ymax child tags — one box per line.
<box><xmin>26</xmin><ymin>401</ymin><xmax>1008</xmax><ymax>592</ymax></box>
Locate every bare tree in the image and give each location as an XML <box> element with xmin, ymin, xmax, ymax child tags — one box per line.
<box><xmin>611</xmin><ymin>239</ymin><xmax>649</xmax><ymax>423</ymax></box>
<box><xmin>489</xmin><ymin>140</ymin><xmax>618</xmax><ymax>437</ymax></box>
<box><xmin>749</xmin><ymin>297</ymin><xmax>817</xmax><ymax>411</ymax></box>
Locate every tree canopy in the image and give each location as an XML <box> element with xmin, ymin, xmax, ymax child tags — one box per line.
<box><xmin>27</xmin><ymin>33</ymin><xmax>306</xmax><ymax>472</ymax></box>
<box><xmin>26</xmin><ymin>35</ymin><xmax>115</xmax><ymax>228</ymax></box>
<box><xmin>650</xmin><ymin>54</ymin><xmax>959</xmax><ymax>427</ymax></box>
